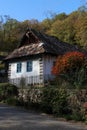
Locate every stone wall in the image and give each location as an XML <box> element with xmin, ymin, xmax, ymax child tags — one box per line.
<box><xmin>18</xmin><ymin>87</ymin><xmax>43</xmax><ymax>103</ymax></box>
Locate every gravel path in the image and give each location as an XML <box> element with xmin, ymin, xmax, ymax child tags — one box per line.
<box><xmin>0</xmin><ymin>103</ymin><xmax>87</xmax><ymax>130</ymax></box>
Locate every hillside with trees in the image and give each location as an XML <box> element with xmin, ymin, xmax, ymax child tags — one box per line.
<box><xmin>0</xmin><ymin>6</ymin><xmax>87</xmax><ymax>54</ymax></box>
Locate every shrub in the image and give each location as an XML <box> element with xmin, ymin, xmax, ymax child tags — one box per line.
<box><xmin>68</xmin><ymin>90</ymin><xmax>86</xmax><ymax>121</ymax></box>
<box><xmin>81</xmin><ymin>102</ymin><xmax>87</xmax><ymax>123</ymax></box>
<box><xmin>71</xmin><ymin>110</ymin><xmax>84</xmax><ymax>121</ymax></box>
<box><xmin>52</xmin><ymin>51</ymin><xmax>87</xmax><ymax>88</ymax></box>
<box><xmin>41</xmin><ymin>86</ymin><xmax>69</xmax><ymax>116</ymax></box>
<box><xmin>6</xmin><ymin>97</ymin><xmax>19</xmax><ymax>106</ymax></box>
<box><xmin>0</xmin><ymin>83</ymin><xmax>18</xmax><ymax>101</ymax></box>
<box><xmin>52</xmin><ymin>88</ymin><xmax>69</xmax><ymax>116</ymax></box>
<box><xmin>41</xmin><ymin>87</ymin><xmax>55</xmax><ymax>114</ymax></box>
<box><xmin>41</xmin><ymin>87</ymin><xmax>87</xmax><ymax>121</ymax></box>
<box><xmin>52</xmin><ymin>51</ymin><xmax>85</xmax><ymax>75</ymax></box>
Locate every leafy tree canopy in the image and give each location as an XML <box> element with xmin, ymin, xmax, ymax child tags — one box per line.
<box><xmin>0</xmin><ymin>6</ymin><xmax>87</xmax><ymax>53</ymax></box>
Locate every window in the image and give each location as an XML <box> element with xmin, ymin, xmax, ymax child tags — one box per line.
<box><xmin>27</xmin><ymin>61</ymin><xmax>32</xmax><ymax>72</ymax></box>
<box><xmin>17</xmin><ymin>62</ymin><xmax>22</xmax><ymax>73</ymax></box>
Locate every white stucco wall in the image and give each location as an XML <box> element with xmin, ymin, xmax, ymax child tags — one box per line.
<box><xmin>9</xmin><ymin>59</ymin><xmax>40</xmax><ymax>79</ymax></box>
<box><xmin>8</xmin><ymin>55</ymin><xmax>56</xmax><ymax>86</ymax></box>
<box><xmin>43</xmin><ymin>55</ymin><xmax>56</xmax><ymax>80</ymax></box>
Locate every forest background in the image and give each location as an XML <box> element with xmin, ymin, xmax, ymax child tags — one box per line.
<box><xmin>0</xmin><ymin>5</ymin><xmax>87</xmax><ymax>54</ymax></box>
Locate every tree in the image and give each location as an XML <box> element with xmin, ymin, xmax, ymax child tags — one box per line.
<box><xmin>75</xmin><ymin>12</ymin><xmax>87</xmax><ymax>48</ymax></box>
<box><xmin>53</xmin><ymin>13</ymin><xmax>67</xmax><ymax>21</ymax></box>
<box><xmin>52</xmin><ymin>51</ymin><xmax>87</xmax><ymax>88</ymax></box>
<box><xmin>2</xmin><ymin>16</ymin><xmax>20</xmax><ymax>52</ymax></box>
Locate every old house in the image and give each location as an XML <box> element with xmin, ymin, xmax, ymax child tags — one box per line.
<box><xmin>4</xmin><ymin>29</ymin><xmax>79</xmax><ymax>86</ymax></box>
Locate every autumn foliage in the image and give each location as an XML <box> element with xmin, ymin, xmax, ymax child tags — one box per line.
<box><xmin>52</xmin><ymin>51</ymin><xmax>85</xmax><ymax>76</ymax></box>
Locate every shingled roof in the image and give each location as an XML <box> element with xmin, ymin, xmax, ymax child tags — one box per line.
<box><xmin>5</xmin><ymin>28</ymin><xmax>79</xmax><ymax>60</ymax></box>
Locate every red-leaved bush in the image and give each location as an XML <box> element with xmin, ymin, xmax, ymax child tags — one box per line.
<box><xmin>52</xmin><ymin>51</ymin><xmax>85</xmax><ymax>75</ymax></box>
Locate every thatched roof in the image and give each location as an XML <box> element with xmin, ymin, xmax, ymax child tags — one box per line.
<box><xmin>5</xmin><ymin>28</ymin><xmax>79</xmax><ymax>61</ymax></box>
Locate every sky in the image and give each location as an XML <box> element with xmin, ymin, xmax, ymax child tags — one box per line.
<box><xmin>0</xmin><ymin>0</ymin><xmax>86</xmax><ymax>22</ymax></box>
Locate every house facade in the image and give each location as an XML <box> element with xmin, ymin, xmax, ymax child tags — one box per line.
<box><xmin>7</xmin><ymin>55</ymin><xmax>56</xmax><ymax>86</ymax></box>
<box><xmin>4</xmin><ymin>29</ymin><xmax>78</xmax><ymax>86</ymax></box>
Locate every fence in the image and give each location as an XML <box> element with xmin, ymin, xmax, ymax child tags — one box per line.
<box><xmin>9</xmin><ymin>75</ymin><xmax>55</xmax><ymax>87</ymax></box>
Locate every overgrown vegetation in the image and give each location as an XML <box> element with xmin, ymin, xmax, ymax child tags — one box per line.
<box><xmin>52</xmin><ymin>51</ymin><xmax>87</xmax><ymax>89</ymax></box>
<box><xmin>15</xmin><ymin>85</ymin><xmax>87</xmax><ymax>123</ymax></box>
<box><xmin>0</xmin><ymin>83</ymin><xmax>18</xmax><ymax>105</ymax></box>
<box><xmin>42</xmin><ymin>86</ymin><xmax>87</xmax><ymax>122</ymax></box>
<box><xmin>1</xmin><ymin>82</ymin><xmax>87</xmax><ymax>123</ymax></box>
<box><xmin>41</xmin><ymin>86</ymin><xmax>69</xmax><ymax>116</ymax></box>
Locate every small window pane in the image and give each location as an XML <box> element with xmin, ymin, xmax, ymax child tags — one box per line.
<box><xmin>27</xmin><ymin>61</ymin><xmax>32</xmax><ymax>72</ymax></box>
<box><xmin>17</xmin><ymin>62</ymin><xmax>22</xmax><ymax>73</ymax></box>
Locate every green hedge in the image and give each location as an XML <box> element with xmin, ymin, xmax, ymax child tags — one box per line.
<box><xmin>6</xmin><ymin>97</ymin><xmax>20</xmax><ymax>106</ymax></box>
<box><xmin>0</xmin><ymin>83</ymin><xmax>18</xmax><ymax>101</ymax></box>
<box><xmin>41</xmin><ymin>86</ymin><xmax>86</xmax><ymax>121</ymax></box>
<box><xmin>41</xmin><ymin>86</ymin><xmax>69</xmax><ymax>116</ymax></box>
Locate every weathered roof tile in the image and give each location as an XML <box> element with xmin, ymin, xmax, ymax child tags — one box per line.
<box><xmin>5</xmin><ymin>29</ymin><xmax>79</xmax><ymax>60</ymax></box>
